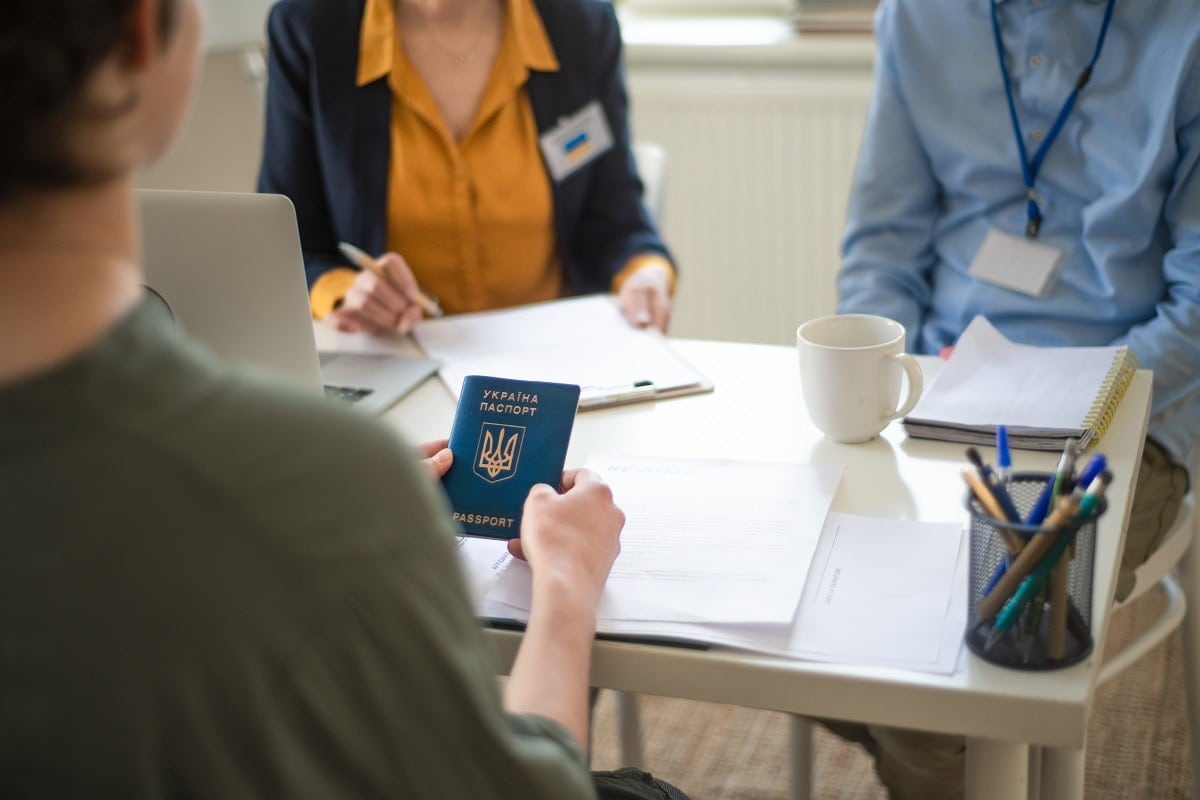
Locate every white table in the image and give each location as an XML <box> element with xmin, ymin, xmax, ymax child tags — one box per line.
<box><xmin>380</xmin><ymin>338</ymin><xmax>1151</xmax><ymax>800</ymax></box>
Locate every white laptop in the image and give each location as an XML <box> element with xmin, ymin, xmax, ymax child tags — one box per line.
<box><xmin>137</xmin><ymin>189</ymin><xmax>439</xmax><ymax>415</ymax></box>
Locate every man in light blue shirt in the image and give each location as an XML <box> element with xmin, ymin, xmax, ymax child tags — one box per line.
<box><xmin>833</xmin><ymin>0</ymin><xmax>1198</xmax><ymax>797</ymax></box>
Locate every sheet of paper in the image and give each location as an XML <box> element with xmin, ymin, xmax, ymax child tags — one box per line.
<box><xmin>472</xmin><ymin>513</ymin><xmax>968</xmax><ymax>675</ymax></box>
<box><xmin>411</xmin><ymin>295</ymin><xmax>707</xmax><ymax>401</ymax></box>
<box><xmin>455</xmin><ymin>536</ymin><xmax>513</xmax><ymax>609</ymax></box>
<box><xmin>573</xmin><ymin>513</ymin><xmax>967</xmax><ymax>674</ymax></box>
<box><xmin>785</xmin><ymin>512</ymin><xmax>965</xmax><ymax>665</ymax></box>
<box><xmin>487</xmin><ymin>455</ymin><xmax>844</xmax><ymax>624</ymax></box>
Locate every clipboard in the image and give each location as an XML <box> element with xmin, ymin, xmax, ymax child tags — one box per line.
<box><xmin>411</xmin><ymin>295</ymin><xmax>714</xmax><ymax>410</ymax></box>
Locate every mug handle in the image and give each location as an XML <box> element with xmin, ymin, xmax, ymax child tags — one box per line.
<box><xmin>883</xmin><ymin>353</ymin><xmax>924</xmax><ymax>421</ymax></box>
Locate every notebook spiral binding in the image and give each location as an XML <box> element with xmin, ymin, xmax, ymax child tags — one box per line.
<box><xmin>1080</xmin><ymin>348</ymin><xmax>1139</xmax><ymax>450</ymax></box>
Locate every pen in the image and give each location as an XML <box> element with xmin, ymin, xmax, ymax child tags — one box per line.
<box><xmin>337</xmin><ymin>241</ymin><xmax>444</xmax><ymax>318</ymax></box>
<box><xmin>1074</xmin><ymin>453</ymin><xmax>1107</xmax><ymax>494</ymax></box>
<box><xmin>579</xmin><ymin>380</ymin><xmax>656</xmax><ymax>408</ymax></box>
<box><xmin>995</xmin><ymin>425</ymin><xmax>1012</xmax><ymax>484</ymax></box>
<box><xmin>1062</xmin><ymin>452</ymin><xmax>1105</xmax><ymax>561</ymax></box>
<box><xmin>1020</xmin><ymin>582</ymin><xmax>1047</xmax><ymax>663</ymax></box>
<box><xmin>1050</xmin><ymin>438</ymin><xmax>1080</xmax><ymax>499</ymax></box>
<box><xmin>966</xmin><ymin>447</ymin><xmax>1021</xmax><ymax>523</ymax></box>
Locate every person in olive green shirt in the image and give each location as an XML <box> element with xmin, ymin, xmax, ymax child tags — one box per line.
<box><xmin>0</xmin><ymin>1</ymin><xmax>686</xmax><ymax>798</ymax></box>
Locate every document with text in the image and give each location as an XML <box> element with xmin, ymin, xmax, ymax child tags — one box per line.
<box><xmin>487</xmin><ymin>454</ymin><xmax>844</xmax><ymax>624</ymax></box>
<box><xmin>412</xmin><ymin>295</ymin><xmax>712</xmax><ymax>408</ymax></box>
<box><xmin>463</xmin><ymin>511</ymin><xmax>968</xmax><ymax>675</ymax></box>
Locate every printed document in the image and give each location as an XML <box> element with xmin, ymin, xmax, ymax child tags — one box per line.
<box><xmin>487</xmin><ymin>455</ymin><xmax>844</xmax><ymax>624</ymax></box>
<box><xmin>412</xmin><ymin>295</ymin><xmax>711</xmax><ymax>406</ymax></box>
<box><xmin>463</xmin><ymin>511</ymin><xmax>968</xmax><ymax>675</ymax></box>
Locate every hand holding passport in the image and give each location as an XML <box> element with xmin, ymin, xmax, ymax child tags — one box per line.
<box><xmin>441</xmin><ymin>375</ymin><xmax>581</xmax><ymax>539</ymax></box>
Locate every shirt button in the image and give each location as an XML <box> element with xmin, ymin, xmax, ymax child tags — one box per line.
<box><xmin>1028</xmin><ymin>54</ymin><xmax>1042</xmax><ymax>69</ymax></box>
<box><xmin>1031</xmin><ymin>129</ymin><xmax>1046</xmax><ymax>143</ymax></box>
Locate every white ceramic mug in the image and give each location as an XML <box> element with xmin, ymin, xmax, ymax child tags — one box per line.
<box><xmin>796</xmin><ymin>314</ymin><xmax>924</xmax><ymax>443</ymax></box>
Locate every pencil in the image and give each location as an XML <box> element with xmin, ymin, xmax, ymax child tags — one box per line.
<box><xmin>1047</xmin><ymin>556</ymin><xmax>1070</xmax><ymax>659</ymax></box>
<box><xmin>337</xmin><ymin>241</ymin><xmax>444</xmax><ymax>318</ymax></box>
<box><xmin>962</xmin><ymin>469</ymin><xmax>1024</xmax><ymax>556</ymax></box>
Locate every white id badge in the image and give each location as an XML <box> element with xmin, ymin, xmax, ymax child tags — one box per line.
<box><xmin>967</xmin><ymin>228</ymin><xmax>1064</xmax><ymax>297</ymax></box>
<box><xmin>539</xmin><ymin>100</ymin><xmax>614</xmax><ymax>182</ymax></box>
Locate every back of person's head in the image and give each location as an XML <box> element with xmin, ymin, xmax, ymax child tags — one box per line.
<box><xmin>0</xmin><ymin>0</ymin><xmax>188</xmax><ymax>205</ymax></box>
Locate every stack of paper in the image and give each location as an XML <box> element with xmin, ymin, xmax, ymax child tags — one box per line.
<box><xmin>459</xmin><ymin>454</ymin><xmax>969</xmax><ymax>675</ymax></box>
<box><xmin>903</xmin><ymin>316</ymin><xmax>1138</xmax><ymax>451</ymax></box>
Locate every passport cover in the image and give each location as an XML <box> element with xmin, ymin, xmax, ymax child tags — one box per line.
<box><xmin>441</xmin><ymin>375</ymin><xmax>580</xmax><ymax>539</ymax></box>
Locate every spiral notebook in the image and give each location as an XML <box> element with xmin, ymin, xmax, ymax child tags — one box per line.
<box><xmin>903</xmin><ymin>316</ymin><xmax>1138</xmax><ymax>451</ymax></box>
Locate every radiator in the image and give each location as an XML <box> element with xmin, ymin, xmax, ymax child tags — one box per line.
<box><xmin>627</xmin><ymin>72</ymin><xmax>873</xmax><ymax>345</ymax></box>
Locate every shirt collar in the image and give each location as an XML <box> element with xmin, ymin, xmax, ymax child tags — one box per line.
<box><xmin>357</xmin><ymin>0</ymin><xmax>558</xmax><ymax>88</ymax></box>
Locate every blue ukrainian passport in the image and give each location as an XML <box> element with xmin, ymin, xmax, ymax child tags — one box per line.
<box><xmin>441</xmin><ymin>375</ymin><xmax>581</xmax><ymax>539</ymax></box>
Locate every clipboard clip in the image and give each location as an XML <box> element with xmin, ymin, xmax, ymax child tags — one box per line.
<box><xmin>579</xmin><ymin>380</ymin><xmax>656</xmax><ymax>408</ymax></box>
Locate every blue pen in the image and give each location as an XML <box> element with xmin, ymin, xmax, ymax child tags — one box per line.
<box><xmin>1025</xmin><ymin>484</ymin><xmax>1052</xmax><ymax>527</ymax></box>
<box><xmin>996</xmin><ymin>425</ymin><xmax>1012</xmax><ymax>484</ymax></box>
<box><xmin>1075</xmin><ymin>453</ymin><xmax>1107</xmax><ymax>493</ymax></box>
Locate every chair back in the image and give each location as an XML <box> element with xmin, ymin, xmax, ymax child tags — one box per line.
<box><xmin>632</xmin><ymin>141</ymin><xmax>668</xmax><ymax>225</ymax></box>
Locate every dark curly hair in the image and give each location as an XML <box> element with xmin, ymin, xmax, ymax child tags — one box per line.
<box><xmin>0</xmin><ymin>0</ymin><xmax>178</xmax><ymax>203</ymax></box>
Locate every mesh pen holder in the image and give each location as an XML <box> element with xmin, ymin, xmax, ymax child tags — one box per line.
<box><xmin>965</xmin><ymin>472</ymin><xmax>1105</xmax><ymax>670</ymax></box>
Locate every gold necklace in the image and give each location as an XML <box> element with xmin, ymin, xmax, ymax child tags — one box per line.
<box><xmin>405</xmin><ymin>2</ymin><xmax>497</xmax><ymax>69</ymax></box>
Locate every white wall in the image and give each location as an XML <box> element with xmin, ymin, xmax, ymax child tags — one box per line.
<box><xmin>145</xmin><ymin>10</ymin><xmax>876</xmax><ymax>346</ymax></box>
<box><xmin>202</xmin><ymin>0</ymin><xmax>273</xmax><ymax>50</ymax></box>
<box><xmin>624</xmin><ymin>33</ymin><xmax>874</xmax><ymax>344</ymax></box>
<box><xmin>139</xmin><ymin>1</ymin><xmax>273</xmax><ymax>192</ymax></box>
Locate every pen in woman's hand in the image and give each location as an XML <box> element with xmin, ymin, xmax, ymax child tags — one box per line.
<box><xmin>337</xmin><ymin>241</ymin><xmax>444</xmax><ymax>318</ymax></box>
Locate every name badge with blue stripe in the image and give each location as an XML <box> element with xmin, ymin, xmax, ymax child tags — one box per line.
<box><xmin>539</xmin><ymin>100</ymin><xmax>614</xmax><ymax>182</ymax></box>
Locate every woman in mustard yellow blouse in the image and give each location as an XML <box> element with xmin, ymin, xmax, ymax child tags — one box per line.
<box><xmin>259</xmin><ymin>0</ymin><xmax>676</xmax><ymax>335</ymax></box>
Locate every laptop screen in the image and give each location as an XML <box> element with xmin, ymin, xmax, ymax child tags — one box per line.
<box><xmin>137</xmin><ymin>189</ymin><xmax>324</xmax><ymax>392</ymax></box>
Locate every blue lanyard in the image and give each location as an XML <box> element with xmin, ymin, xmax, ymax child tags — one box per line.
<box><xmin>990</xmin><ymin>0</ymin><xmax>1117</xmax><ymax>238</ymax></box>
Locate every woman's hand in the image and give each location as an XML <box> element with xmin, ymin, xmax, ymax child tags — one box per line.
<box><xmin>616</xmin><ymin>263</ymin><xmax>672</xmax><ymax>333</ymax></box>
<box><xmin>328</xmin><ymin>252</ymin><xmax>428</xmax><ymax>336</ymax></box>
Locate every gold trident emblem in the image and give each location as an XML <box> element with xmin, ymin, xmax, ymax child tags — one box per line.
<box><xmin>475</xmin><ymin>423</ymin><xmax>524</xmax><ymax>483</ymax></box>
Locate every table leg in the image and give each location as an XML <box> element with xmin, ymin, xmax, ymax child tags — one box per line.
<box><xmin>615</xmin><ymin>692</ymin><xmax>644</xmax><ymax>768</ymax></box>
<box><xmin>788</xmin><ymin>715</ymin><xmax>813</xmax><ymax>800</ymax></box>
<box><xmin>966</xmin><ymin>737</ymin><xmax>1028</xmax><ymax>800</ymax></box>
<box><xmin>1039</xmin><ymin>745</ymin><xmax>1084</xmax><ymax>800</ymax></box>
<box><xmin>1026</xmin><ymin>746</ymin><xmax>1042</xmax><ymax>800</ymax></box>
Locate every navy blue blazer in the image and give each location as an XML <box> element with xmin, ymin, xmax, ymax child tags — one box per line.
<box><xmin>258</xmin><ymin>0</ymin><xmax>673</xmax><ymax>294</ymax></box>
